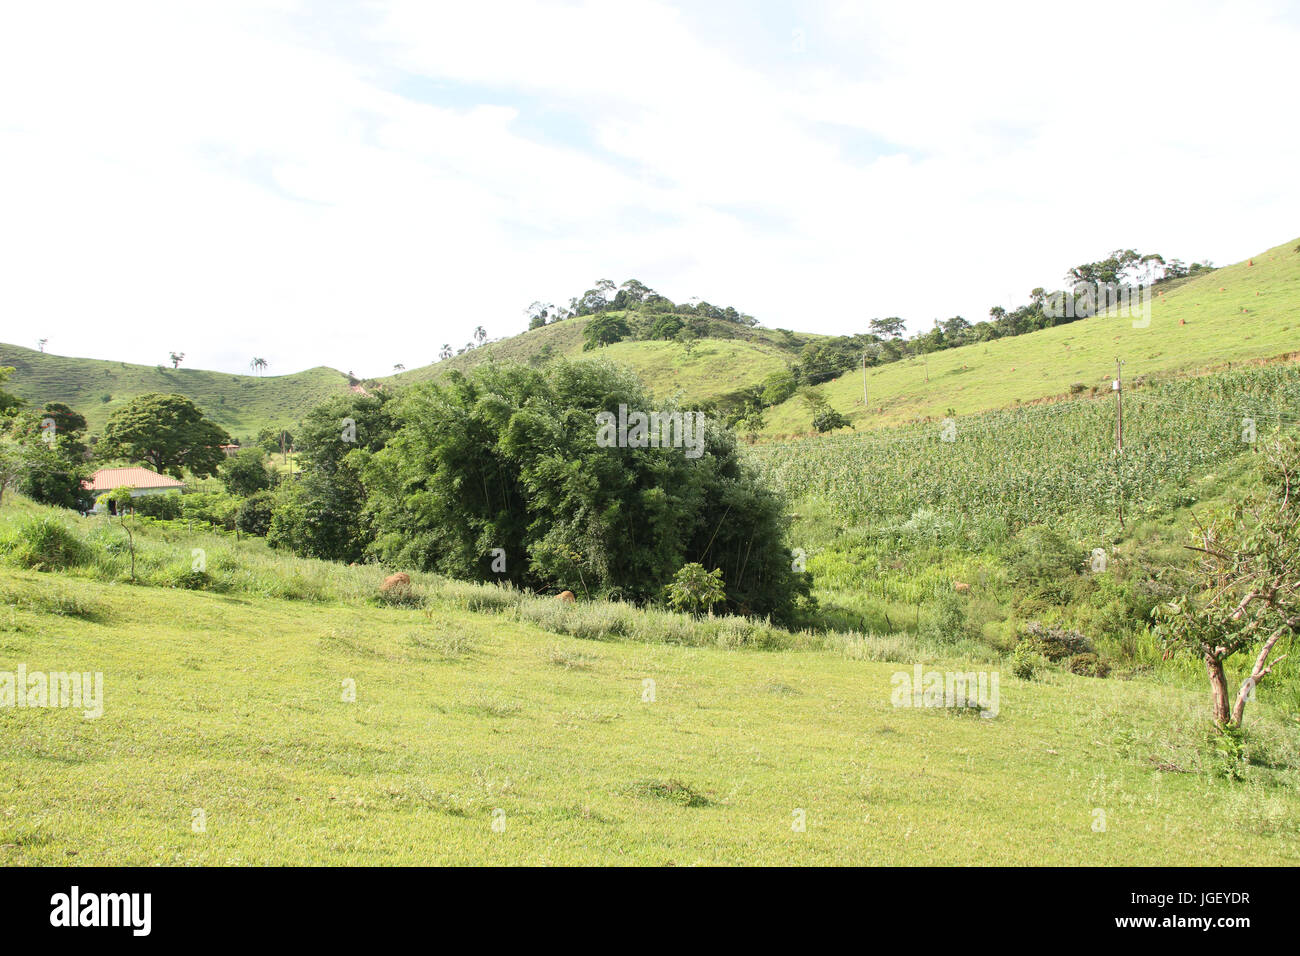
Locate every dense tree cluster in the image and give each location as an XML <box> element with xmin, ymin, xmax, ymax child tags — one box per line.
<box><xmin>360</xmin><ymin>361</ymin><xmax>809</xmax><ymax>620</ymax></box>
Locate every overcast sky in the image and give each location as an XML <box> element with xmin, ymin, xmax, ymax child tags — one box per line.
<box><xmin>2</xmin><ymin>0</ymin><xmax>1298</xmax><ymax>378</ymax></box>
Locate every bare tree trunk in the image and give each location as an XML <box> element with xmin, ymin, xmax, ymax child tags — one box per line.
<box><xmin>1205</xmin><ymin>652</ymin><xmax>1231</xmax><ymax>726</ymax></box>
<box><xmin>1230</xmin><ymin>623</ymin><xmax>1292</xmax><ymax>725</ymax></box>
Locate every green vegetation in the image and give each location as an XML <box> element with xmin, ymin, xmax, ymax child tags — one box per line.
<box><xmin>364</xmin><ymin>361</ymin><xmax>809</xmax><ymax>621</ymax></box>
<box><xmin>2</xmin><ymin>238</ymin><xmax>1299</xmax><ymax>865</ymax></box>
<box><xmin>101</xmin><ymin>393</ymin><xmax>231</xmax><ymax>479</ymax></box>
<box><xmin>761</xmin><ymin>237</ymin><xmax>1300</xmax><ymax>436</ymax></box>
<box><xmin>0</xmin><ymin>344</ymin><xmax>349</xmax><ymax>438</ymax></box>
<box><xmin>0</xmin><ymin>496</ymin><xmax>1297</xmax><ymax>864</ymax></box>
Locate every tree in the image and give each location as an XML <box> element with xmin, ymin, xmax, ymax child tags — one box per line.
<box><xmin>102</xmin><ymin>487</ymin><xmax>139</xmax><ymax>580</ymax></box>
<box><xmin>393</xmin><ymin>363</ymin><xmax>405</xmax><ymax>372</ymax></box>
<box><xmin>9</xmin><ymin>403</ymin><xmax>91</xmax><ymax>509</ymax></box>
<box><xmin>676</xmin><ymin>326</ymin><xmax>699</xmax><ymax>357</ymax></box>
<box><xmin>438</xmin><ymin>344</ymin><xmax>453</xmax><ymax>361</ymax></box>
<box><xmin>219</xmin><ymin>447</ymin><xmax>273</xmax><ymax>497</ymax></box>
<box><xmin>100</xmin><ymin>393</ymin><xmax>230</xmax><ymax>479</ymax></box>
<box><xmin>250</xmin><ymin>357</ymin><xmax>268</xmax><ymax>375</ymax></box>
<box><xmin>473</xmin><ymin>326</ymin><xmax>487</xmax><ymax>346</ymax></box>
<box><xmin>583</xmin><ymin>313</ymin><xmax>631</xmax><ymax>350</ymax></box>
<box><xmin>812</xmin><ymin>408</ymin><xmax>851</xmax><ymax>433</ymax></box>
<box><xmin>37</xmin><ymin>338</ymin><xmax>48</xmax><ymax>353</ymax></box>
<box><xmin>169</xmin><ymin>352</ymin><xmax>185</xmax><ymax>369</ymax></box>
<box><xmin>526</xmin><ymin>301</ymin><xmax>554</xmax><ymax>329</ymax></box>
<box><xmin>364</xmin><ymin>361</ymin><xmax>811</xmax><ymax>621</ymax></box>
<box><xmin>1154</xmin><ymin>434</ymin><xmax>1300</xmax><ymax>730</ymax></box>
<box><xmin>266</xmin><ymin>391</ymin><xmax>396</xmax><ymax>563</ymax></box>
<box><xmin>869</xmin><ymin>317</ymin><xmax>906</xmax><ymax>339</ymax></box>
<box><xmin>256</xmin><ymin>426</ymin><xmax>293</xmax><ymax>455</ymax></box>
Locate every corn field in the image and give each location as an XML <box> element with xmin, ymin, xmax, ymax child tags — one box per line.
<box><xmin>750</xmin><ymin>364</ymin><xmax>1300</xmax><ymax>546</ymax></box>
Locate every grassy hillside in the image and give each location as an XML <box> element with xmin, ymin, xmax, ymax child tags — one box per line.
<box><xmin>761</xmin><ymin>237</ymin><xmax>1300</xmax><ymax>437</ymax></box>
<box><xmin>383</xmin><ymin>315</ymin><xmax>813</xmax><ymax>407</ymax></box>
<box><xmin>749</xmin><ymin>363</ymin><xmax>1300</xmax><ymax>655</ymax></box>
<box><xmin>1</xmin><ymin>500</ymin><xmax>1296</xmax><ymax>865</ymax></box>
<box><xmin>0</xmin><ymin>344</ymin><xmax>351</xmax><ymax>440</ymax></box>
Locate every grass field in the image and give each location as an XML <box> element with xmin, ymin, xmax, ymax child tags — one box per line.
<box><xmin>0</xmin><ymin>344</ymin><xmax>350</xmax><ymax>441</ymax></box>
<box><xmin>761</xmin><ymin>236</ymin><xmax>1300</xmax><ymax>437</ymax></box>
<box><xmin>1</xmin><ymin>500</ymin><xmax>1298</xmax><ymax>865</ymax></box>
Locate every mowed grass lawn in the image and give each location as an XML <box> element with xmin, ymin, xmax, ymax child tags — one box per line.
<box><xmin>3</xmin><ymin>568</ymin><xmax>1298</xmax><ymax>865</ymax></box>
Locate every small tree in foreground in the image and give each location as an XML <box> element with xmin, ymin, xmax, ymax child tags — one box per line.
<box><xmin>666</xmin><ymin>563</ymin><xmax>726</xmax><ymax>616</ymax></box>
<box><xmin>100</xmin><ymin>487</ymin><xmax>139</xmax><ymax>580</ymax></box>
<box><xmin>1154</xmin><ymin>434</ymin><xmax>1300</xmax><ymax>729</ymax></box>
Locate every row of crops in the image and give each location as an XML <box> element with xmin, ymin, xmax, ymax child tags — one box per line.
<box><xmin>749</xmin><ymin>363</ymin><xmax>1300</xmax><ymax>546</ymax></box>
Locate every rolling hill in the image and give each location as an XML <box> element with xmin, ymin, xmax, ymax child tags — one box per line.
<box><xmin>0</xmin><ymin>345</ymin><xmax>352</xmax><ymax>441</ymax></box>
<box><xmin>380</xmin><ymin>314</ymin><xmax>814</xmax><ymax>407</ymax></box>
<box><xmin>4</xmin><ymin>235</ymin><xmax>1297</xmax><ymax>443</ymax></box>
<box><xmin>760</xmin><ymin>236</ymin><xmax>1300</xmax><ymax>437</ymax></box>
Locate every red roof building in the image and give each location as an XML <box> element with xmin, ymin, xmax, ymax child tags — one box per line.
<box><xmin>83</xmin><ymin>466</ymin><xmax>185</xmax><ymax>493</ymax></box>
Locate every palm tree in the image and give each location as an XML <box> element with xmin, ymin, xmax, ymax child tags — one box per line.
<box><xmin>438</xmin><ymin>344</ymin><xmax>453</xmax><ymax>361</ymax></box>
<box><xmin>473</xmin><ymin>325</ymin><xmax>487</xmax><ymax>346</ymax></box>
<box><xmin>37</xmin><ymin>338</ymin><xmax>48</xmax><ymax>353</ymax></box>
<box><xmin>169</xmin><ymin>351</ymin><xmax>185</xmax><ymax>369</ymax></box>
<box><xmin>250</xmin><ymin>357</ymin><xmax>268</xmax><ymax>376</ymax></box>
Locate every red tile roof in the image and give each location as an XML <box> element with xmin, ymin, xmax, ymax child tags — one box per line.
<box><xmin>82</xmin><ymin>467</ymin><xmax>186</xmax><ymax>492</ymax></box>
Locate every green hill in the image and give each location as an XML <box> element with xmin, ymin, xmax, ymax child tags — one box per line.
<box><xmin>761</xmin><ymin>237</ymin><xmax>1300</xmax><ymax>437</ymax></box>
<box><xmin>5</xmin><ymin>236</ymin><xmax>1298</xmax><ymax>443</ymax></box>
<box><xmin>0</xmin><ymin>344</ymin><xmax>351</xmax><ymax>440</ymax></box>
<box><xmin>382</xmin><ymin>315</ymin><xmax>815</xmax><ymax>408</ymax></box>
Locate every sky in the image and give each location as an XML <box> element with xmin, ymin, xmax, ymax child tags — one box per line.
<box><xmin>2</xmin><ymin>0</ymin><xmax>1298</xmax><ymax>378</ymax></box>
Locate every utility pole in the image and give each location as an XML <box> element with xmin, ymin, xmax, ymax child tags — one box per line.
<box><xmin>1114</xmin><ymin>357</ymin><xmax>1124</xmax><ymax>453</ymax></box>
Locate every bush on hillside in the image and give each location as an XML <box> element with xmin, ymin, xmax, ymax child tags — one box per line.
<box><xmin>363</xmin><ymin>360</ymin><xmax>811</xmax><ymax>622</ymax></box>
<box><xmin>180</xmin><ymin>492</ymin><xmax>240</xmax><ymax>531</ymax></box>
<box><xmin>235</xmin><ymin>490</ymin><xmax>274</xmax><ymax>537</ymax></box>
<box><xmin>1004</xmin><ymin>526</ymin><xmax>1086</xmax><ymax>601</ymax></box>
<box><xmin>812</xmin><ymin>409</ymin><xmax>851</xmax><ymax>433</ymax></box>
<box><xmin>133</xmin><ymin>492</ymin><xmax>183</xmax><ymax>520</ymax></box>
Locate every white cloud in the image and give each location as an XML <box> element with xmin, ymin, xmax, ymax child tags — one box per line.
<box><xmin>1</xmin><ymin>0</ymin><xmax>1297</xmax><ymax>380</ymax></box>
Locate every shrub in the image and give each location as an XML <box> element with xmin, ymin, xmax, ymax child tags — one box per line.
<box><xmin>133</xmin><ymin>492</ymin><xmax>183</xmax><ymax>520</ymax></box>
<box><xmin>1019</xmin><ymin>621</ymin><xmax>1095</xmax><ymax>661</ymax></box>
<box><xmin>1004</xmin><ymin>526</ymin><xmax>1085</xmax><ymax>599</ymax></box>
<box><xmin>181</xmin><ymin>492</ymin><xmax>240</xmax><ymax>531</ymax></box>
<box><xmin>1067</xmin><ymin>652</ymin><xmax>1110</xmax><ymax>678</ymax></box>
<box><xmin>921</xmin><ymin>590</ymin><xmax>978</xmax><ymax>645</ymax></box>
<box><xmin>665</xmin><ymin>563</ymin><xmax>726</xmax><ymax>615</ymax></box>
<box><xmin>1010</xmin><ymin>639</ymin><xmax>1045</xmax><ymax>680</ymax></box>
<box><xmin>236</xmin><ymin>490</ymin><xmax>274</xmax><ymax>537</ymax></box>
<box><xmin>812</xmin><ymin>409</ymin><xmax>851</xmax><ymax>433</ymax></box>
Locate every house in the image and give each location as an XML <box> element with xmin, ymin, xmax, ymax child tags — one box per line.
<box><xmin>82</xmin><ymin>467</ymin><xmax>185</xmax><ymax>513</ymax></box>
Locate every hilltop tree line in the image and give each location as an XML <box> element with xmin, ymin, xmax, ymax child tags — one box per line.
<box><xmin>727</xmin><ymin>249</ymin><xmax>1216</xmax><ymax>426</ymax></box>
<box><xmin>524</xmin><ymin>278</ymin><xmax>757</xmax><ymax>349</ymax></box>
